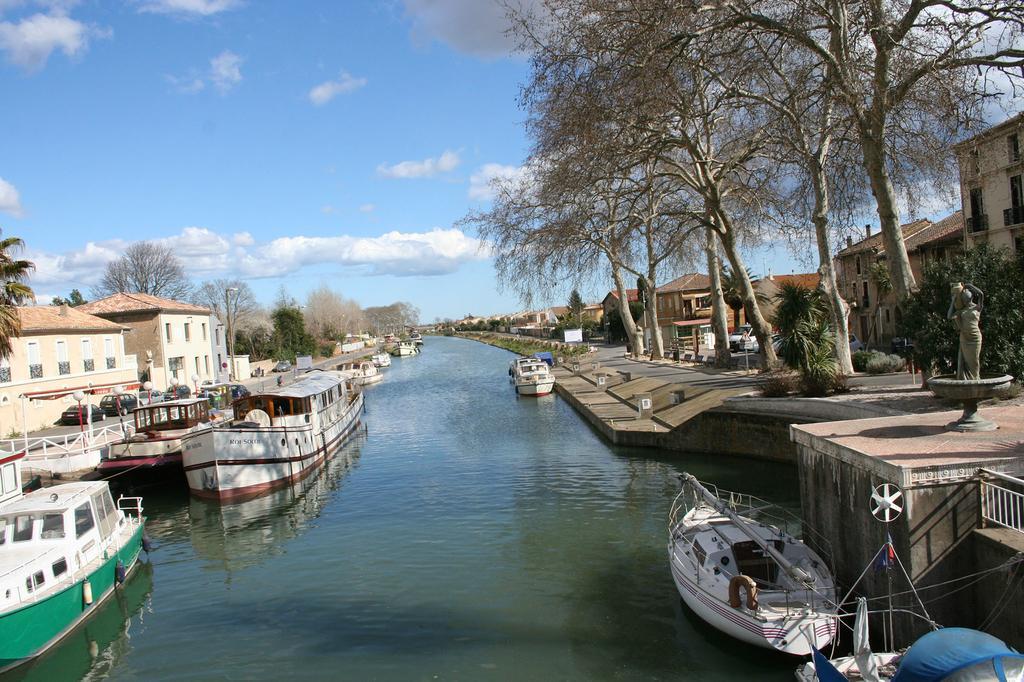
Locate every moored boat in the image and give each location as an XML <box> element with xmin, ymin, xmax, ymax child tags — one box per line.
<box><xmin>182</xmin><ymin>370</ymin><xmax>363</xmax><ymax>501</ymax></box>
<box><xmin>668</xmin><ymin>473</ymin><xmax>837</xmax><ymax>656</ymax></box>
<box><xmin>509</xmin><ymin>357</ymin><xmax>556</xmax><ymax>396</ymax></box>
<box><xmin>336</xmin><ymin>360</ymin><xmax>383</xmax><ymax>386</ymax></box>
<box><xmin>0</xmin><ymin>451</ymin><xmax>147</xmax><ymax>672</ymax></box>
<box><xmin>95</xmin><ymin>398</ymin><xmax>215</xmax><ymax>485</ymax></box>
<box><xmin>371</xmin><ymin>352</ymin><xmax>391</xmax><ymax>368</ymax></box>
<box><xmin>410</xmin><ymin>332</ymin><xmax>423</xmax><ymax>346</ymax></box>
<box><xmin>390</xmin><ymin>341</ymin><xmax>419</xmax><ymax>357</ymax></box>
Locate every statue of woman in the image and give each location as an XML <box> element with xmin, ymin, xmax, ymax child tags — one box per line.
<box><xmin>947</xmin><ymin>282</ymin><xmax>984</xmax><ymax>380</ymax></box>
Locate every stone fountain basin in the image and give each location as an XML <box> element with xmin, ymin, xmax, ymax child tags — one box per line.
<box><xmin>928</xmin><ymin>374</ymin><xmax>1015</xmax><ymax>400</ymax></box>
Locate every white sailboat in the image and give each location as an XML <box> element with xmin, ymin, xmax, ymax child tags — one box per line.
<box><xmin>668</xmin><ymin>473</ymin><xmax>837</xmax><ymax>656</ymax></box>
<box><xmin>182</xmin><ymin>370</ymin><xmax>363</xmax><ymax>500</ymax></box>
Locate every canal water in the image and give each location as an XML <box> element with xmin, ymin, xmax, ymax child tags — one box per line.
<box><xmin>14</xmin><ymin>336</ymin><xmax>803</xmax><ymax>681</ymax></box>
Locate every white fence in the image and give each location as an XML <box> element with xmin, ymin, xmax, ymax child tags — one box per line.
<box><xmin>0</xmin><ymin>423</ymin><xmax>129</xmax><ymax>460</ymax></box>
<box><xmin>980</xmin><ymin>469</ymin><xmax>1024</xmax><ymax>534</ymax></box>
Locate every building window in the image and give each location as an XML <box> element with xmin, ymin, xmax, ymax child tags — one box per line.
<box><xmin>0</xmin><ymin>357</ymin><xmax>9</xmax><ymax>383</ymax></box>
<box><xmin>168</xmin><ymin>356</ymin><xmax>183</xmax><ymax>379</ymax></box>
<box><xmin>216</xmin><ymin>328</ymin><xmax>222</xmax><ymax>345</ymax></box>
<box><xmin>56</xmin><ymin>340</ymin><xmax>70</xmax><ymax>375</ymax></box>
<box><xmin>1006</xmin><ymin>175</ymin><xmax>1024</xmax><ymax>227</ymax></box>
<box><xmin>1009</xmin><ymin>133</ymin><xmax>1020</xmax><ymax>164</ymax></box>
<box><xmin>194</xmin><ymin>356</ymin><xmax>201</xmax><ymax>376</ymax></box>
<box><xmin>184</xmin><ymin>323</ymin><xmax>191</xmax><ymax>342</ymax></box>
<box><xmin>204</xmin><ymin>355</ymin><xmax>210</xmax><ymax>375</ymax></box>
<box><xmin>969</xmin><ymin>187</ymin><xmax>987</xmax><ymax>232</ymax></box>
<box><xmin>165</xmin><ymin>323</ymin><xmax>172</xmax><ymax>342</ymax></box>
<box><xmin>202</xmin><ymin>323</ymin><xmax>207</xmax><ymax>341</ymax></box>
<box><xmin>862</xmin><ymin>282</ymin><xmax>870</xmax><ymax>309</ymax></box>
<box><xmin>81</xmin><ymin>338</ymin><xmax>93</xmax><ymax>372</ymax></box>
<box><xmin>27</xmin><ymin>341</ymin><xmax>42</xmax><ymax>379</ymax></box>
<box><xmin>855</xmin><ymin>256</ymin><xmax>861</xmax><ymax>275</ymax></box>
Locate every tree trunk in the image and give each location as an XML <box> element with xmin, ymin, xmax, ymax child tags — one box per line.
<box><xmin>644</xmin><ymin>275</ymin><xmax>665</xmax><ymax>360</ymax></box>
<box><xmin>611</xmin><ymin>261</ymin><xmax>644</xmax><ymax>357</ymax></box>
<box><xmin>715</xmin><ymin>218</ymin><xmax>777</xmax><ymax>366</ymax></box>
<box><xmin>809</xmin><ymin>157</ymin><xmax>854</xmax><ymax>375</ymax></box>
<box><xmin>859</xmin><ymin>129</ymin><xmax>915</xmax><ymax>300</ymax></box>
<box><xmin>706</xmin><ymin>231</ymin><xmax>732</xmax><ymax>368</ymax></box>
<box><xmin>732</xmin><ymin>306</ymin><xmax>740</xmax><ymax>332</ymax></box>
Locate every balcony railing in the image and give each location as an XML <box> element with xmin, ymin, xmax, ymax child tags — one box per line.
<box><xmin>967</xmin><ymin>214</ymin><xmax>989</xmax><ymax>232</ymax></box>
<box><xmin>29</xmin><ymin>364</ymin><xmax>42</xmax><ymax>379</ymax></box>
<box><xmin>106</xmin><ymin>357</ymin><xmax>116</xmax><ymax>369</ymax></box>
<box><xmin>0</xmin><ymin>367</ymin><xmax>9</xmax><ymax>383</ymax></box>
<box><xmin>58</xmin><ymin>361</ymin><xmax>70</xmax><ymax>375</ymax></box>
<box><xmin>83</xmin><ymin>359</ymin><xmax>94</xmax><ymax>372</ymax></box>
<box><xmin>1004</xmin><ymin>206</ymin><xmax>1024</xmax><ymax>227</ymax></box>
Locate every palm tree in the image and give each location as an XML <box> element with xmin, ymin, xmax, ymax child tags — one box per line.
<box><xmin>867</xmin><ymin>261</ymin><xmax>893</xmax><ymax>346</ymax></box>
<box><xmin>721</xmin><ymin>266</ymin><xmax>769</xmax><ymax>330</ymax></box>
<box><xmin>774</xmin><ymin>282</ymin><xmax>835</xmax><ymax>376</ymax></box>
<box><xmin>0</xmin><ymin>229</ymin><xmax>35</xmax><ymax>360</ymax></box>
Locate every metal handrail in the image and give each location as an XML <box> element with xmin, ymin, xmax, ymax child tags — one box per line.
<box><xmin>1</xmin><ymin>423</ymin><xmax>130</xmax><ymax>459</ymax></box>
<box><xmin>980</xmin><ymin>478</ymin><xmax>1023</xmax><ymax>533</ymax></box>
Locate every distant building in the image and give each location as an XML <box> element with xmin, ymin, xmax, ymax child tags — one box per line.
<box><xmin>1</xmin><ymin>306</ymin><xmax>138</xmax><ymax>433</ymax></box>
<box><xmin>654</xmin><ymin>273</ymin><xmax>712</xmax><ymax>351</ymax></box>
<box><xmin>835</xmin><ymin>212</ymin><xmax>964</xmax><ymax>346</ymax></box>
<box><xmin>954</xmin><ymin>113</ymin><xmax>1024</xmax><ymax>254</ymax></box>
<box><xmin>79</xmin><ymin>292</ymin><xmax>216</xmax><ymax>390</ymax></box>
<box><xmin>754</xmin><ymin>273</ymin><xmax>822</xmax><ymax>325</ymax></box>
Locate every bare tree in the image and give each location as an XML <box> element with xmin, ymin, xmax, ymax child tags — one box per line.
<box><xmin>704</xmin><ymin>230</ymin><xmax>732</xmax><ymax>368</ymax></box>
<box><xmin>728</xmin><ymin>0</ymin><xmax>1024</xmax><ymax>300</ymax></box>
<box><xmin>94</xmin><ymin>241</ymin><xmax>192</xmax><ymax>300</ymax></box>
<box><xmin>193</xmin><ymin>279</ymin><xmax>257</xmax><ymax>325</ymax></box>
<box><xmin>305</xmin><ymin>286</ymin><xmax>364</xmax><ymax>340</ymax></box>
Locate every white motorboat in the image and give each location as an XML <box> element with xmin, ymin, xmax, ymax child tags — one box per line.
<box><xmin>182</xmin><ymin>370</ymin><xmax>363</xmax><ymax>501</ymax></box>
<box><xmin>410</xmin><ymin>332</ymin><xmax>423</xmax><ymax>346</ymax></box>
<box><xmin>335</xmin><ymin>360</ymin><xmax>383</xmax><ymax>386</ymax></box>
<box><xmin>390</xmin><ymin>341</ymin><xmax>419</xmax><ymax>357</ymax></box>
<box><xmin>509</xmin><ymin>357</ymin><xmax>555</xmax><ymax>396</ymax></box>
<box><xmin>668</xmin><ymin>474</ymin><xmax>837</xmax><ymax>656</ymax></box>
<box><xmin>371</xmin><ymin>352</ymin><xmax>391</xmax><ymax>368</ymax></box>
<box><xmin>0</xmin><ymin>451</ymin><xmax>147</xmax><ymax>671</ymax></box>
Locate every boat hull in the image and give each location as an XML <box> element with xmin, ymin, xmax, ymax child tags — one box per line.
<box><xmin>669</xmin><ymin>549</ymin><xmax>835</xmax><ymax>656</ymax></box>
<box><xmin>0</xmin><ymin>523</ymin><xmax>146</xmax><ymax>671</ymax></box>
<box><xmin>183</xmin><ymin>393</ymin><xmax>363</xmax><ymax>500</ymax></box>
<box><xmin>516</xmin><ymin>379</ymin><xmax>555</xmax><ymax>396</ymax></box>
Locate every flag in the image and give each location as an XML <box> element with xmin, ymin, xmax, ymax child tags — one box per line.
<box><xmin>873</xmin><ymin>535</ymin><xmax>896</xmax><ymax>573</ymax></box>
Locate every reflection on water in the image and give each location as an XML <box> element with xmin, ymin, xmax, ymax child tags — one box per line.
<box><xmin>52</xmin><ymin>337</ymin><xmax>803</xmax><ymax>680</ymax></box>
<box><xmin>9</xmin><ymin>562</ymin><xmax>154</xmax><ymax>682</ymax></box>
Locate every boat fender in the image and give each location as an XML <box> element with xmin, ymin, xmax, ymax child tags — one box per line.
<box><xmin>83</xmin><ymin>580</ymin><xmax>94</xmax><ymax>606</ymax></box>
<box><xmin>142</xmin><ymin>536</ymin><xmax>152</xmax><ymax>553</ymax></box>
<box><xmin>115</xmin><ymin>560</ymin><xmax>126</xmax><ymax>584</ymax></box>
<box><xmin>728</xmin><ymin>575</ymin><xmax>758</xmax><ymax>610</ymax></box>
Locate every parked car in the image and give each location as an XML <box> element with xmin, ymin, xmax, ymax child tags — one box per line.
<box><xmin>230</xmin><ymin>384</ymin><xmax>250</xmax><ymax>400</ymax></box>
<box><xmin>99</xmin><ymin>394</ymin><xmax>138</xmax><ymax>417</ymax></box>
<box><xmin>170</xmin><ymin>385</ymin><xmax>192</xmax><ymax>399</ymax></box>
<box><xmin>728</xmin><ymin>325</ymin><xmax>755</xmax><ymax>352</ymax></box>
<box><xmin>272</xmin><ymin>361</ymin><xmax>292</xmax><ymax>373</ymax></box>
<box><xmin>58</xmin><ymin>404</ymin><xmax>106</xmax><ymax>425</ymax></box>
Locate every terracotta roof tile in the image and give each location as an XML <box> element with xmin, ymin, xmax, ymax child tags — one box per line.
<box><xmin>905</xmin><ymin>211</ymin><xmax>963</xmax><ymax>251</ymax></box>
<box><xmin>658</xmin><ymin>273</ymin><xmax>711</xmax><ymax>292</ymax></box>
<box><xmin>769</xmin><ymin>273</ymin><xmax>821</xmax><ymax>289</ymax></box>
<box><xmin>17</xmin><ymin>306</ymin><xmax>125</xmax><ymax>334</ymax></box>
<box><xmin>837</xmin><ymin>219</ymin><xmax>933</xmax><ymax>256</ymax></box>
<box><xmin>79</xmin><ymin>292</ymin><xmax>211</xmax><ymax>316</ymax></box>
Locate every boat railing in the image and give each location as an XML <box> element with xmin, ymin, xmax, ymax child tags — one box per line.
<box><xmin>1</xmin><ymin>424</ymin><xmax>131</xmax><ymax>461</ymax></box>
<box><xmin>979</xmin><ymin>469</ymin><xmax>1024</xmax><ymax>534</ymax></box>
<box><xmin>117</xmin><ymin>496</ymin><xmax>145</xmax><ymax>522</ymax></box>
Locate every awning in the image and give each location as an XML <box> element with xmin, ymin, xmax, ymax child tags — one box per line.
<box><xmin>671</xmin><ymin>318</ymin><xmax>712</xmax><ymax>327</ymax></box>
<box><xmin>20</xmin><ymin>380</ymin><xmax>142</xmax><ymax>400</ymax></box>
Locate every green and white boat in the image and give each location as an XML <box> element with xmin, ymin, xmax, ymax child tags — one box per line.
<box><xmin>0</xmin><ymin>450</ymin><xmax>147</xmax><ymax>672</ymax></box>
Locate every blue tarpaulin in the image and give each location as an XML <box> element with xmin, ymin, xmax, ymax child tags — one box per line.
<box><xmin>891</xmin><ymin>628</ymin><xmax>1024</xmax><ymax>682</ymax></box>
<box><xmin>533</xmin><ymin>352</ymin><xmax>554</xmax><ymax>366</ymax></box>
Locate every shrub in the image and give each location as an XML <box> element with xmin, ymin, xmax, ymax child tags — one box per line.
<box><xmin>851</xmin><ymin>350</ymin><xmax>875</xmax><ymax>373</ymax></box>
<box><xmin>865</xmin><ymin>353</ymin><xmax>905</xmax><ymax>374</ymax></box>
<box><xmin>759</xmin><ymin>370</ymin><xmax>798</xmax><ymax>397</ymax></box>
<box><xmin>802</xmin><ymin>372</ymin><xmax>850</xmax><ymax>397</ymax></box>
<box><xmin>318</xmin><ymin>342</ymin><xmax>336</xmax><ymax>358</ymax></box>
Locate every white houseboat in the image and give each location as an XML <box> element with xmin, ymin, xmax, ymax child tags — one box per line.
<box><xmin>668</xmin><ymin>474</ymin><xmax>837</xmax><ymax>656</ymax></box>
<box><xmin>0</xmin><ymin>451</ymin><xmax>147</xmax><ymax>671</ymax></box>
<box><xmin>97</xmin><ymin>398</ymin><xmax>215</xmax><ymax>485</ymax></box>
<box><xmin>390</xmin><ymin>341</ymin><xmax>419</xmax><ymax>357</ymax></box>
<box><xmin>182</xmin><ymin>370</ymin><xmax>363</xmax><ymax>501</ymax></box>
<box><xmin>371</xmin><ymin>352</ymin><xmax>391</xmax><ymax>368</ymax></box>
<box><xmin>335</xmin><ymin>360</ymin><xmax>383</xmax><ymax>387</ymax></box>
<box><xmin>509</xmin><ymin>358</ymin><xmax>556</xmax><ymax>396</ymax></box>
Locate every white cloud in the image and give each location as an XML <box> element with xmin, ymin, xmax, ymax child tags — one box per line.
<box><xmin>209</xmin><ymin>49</ymin><xmax>241</xmax><ymax>93</ymax></box>
<box><xmin>308</xmin><ymin>70</ymin><xmax>366</xmax><ymax>106</ymax></box>
<box><xmin>0</xmin><ymin>177</ymin><xmax>23</xmax><ymax>217</ymax></box>
<box><xmin>165</xmin><ymin>73</ymin><xmax>204</xmax><ymax>93</ymax></box>
<box><xmin>0</xmin><ymin>11</ymin><xmax>96</xmax><ymax>71</ymax></box>
<box><xmin>137</xmin><ymin>0</ymin><xmax>240</xmax><ymax>16</ymax></box>
<box><xmin>468</xmin><ymin>162</ymin><xmax>530</xmax><ymax>201</ymax></box>
<box><xmin>402</xmin><ymin>0</ymin><xmax>543</xmax><ymax>58</ymax></box>
<box><xmin>358</xmin><ymin>203</ymin><xmax>375</xmax><ymax>213</ymax></box>
<box><xmin>29</xmin><ymin>225</ymin><xmax>489</xmax><ymax>291</ymax></box>
<box><xmin>377</xmin><ymin>150</ymin><xmax>460</xmax><ymax>179</ymax></box>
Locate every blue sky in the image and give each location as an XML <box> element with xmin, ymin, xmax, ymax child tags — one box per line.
<box><xmin>0</xmin><ymin>0</ymin><xmax>961</xmax><ymax>321</ymax></box>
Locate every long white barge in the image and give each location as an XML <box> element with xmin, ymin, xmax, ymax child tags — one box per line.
<box><xmin>182</xmin><ymin>370</ymin><xmax>363</xmax><ymax>500</ymax></box>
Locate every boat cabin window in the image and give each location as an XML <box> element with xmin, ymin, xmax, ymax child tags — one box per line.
<box><xmin>92</xmin><ymin>491</ymin><xmax>118</xmax><ymax>539</ymax></box>
<box><xmin>41</xmin><ymin>513</ymin><xmax>64</xmax><ymax>539</ymax></box>
<box><xmin>732</xmin><ymin>540</ymin><xmax>785</xmax><ymax>586</ymax></box>
<box><xmin>237</xmin><ymin>397</ymin><xmax>309</xmax><ymax>420</ymax></box>
<box><xmin>1</xmin><ymin>463</ymin><xmax>15</xmax><ymax>495</ymax></box>
<box><xmin>25</xmin><ymin>570</ymin><xmax>44</xmax><ymax>593</ymax></box>
<box><xmin>12</xmin><ymin>515</ymin><xmax>33</xmax><ymax>542</ymax></box>
<box><xmin>137</xmin><ymin>403</ymin><xmax>207</xmax><ymax>431</ymax></box>
<box><xmin>74</xmin><ymin>502</ymin><xmax>96</xmax><ymax>539</ymax></box>
<box><xmin>52</xmin><ymin>557</ymin><xmax>67</xmax><ymax>578</ymax></box>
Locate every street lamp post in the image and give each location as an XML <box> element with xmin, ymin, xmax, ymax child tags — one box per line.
<box><xmin>143</xmin><ymin>381</ymin><xmax>153</xmax><ymax>404</ymax></box>
<box><xmin>191</xmin><ymin>373</ymin><xmax>200</xmax><ymax>396</ymax></box>
<box><xmin>225</xmin><ymin>287</ymin><xmax>239</xmax><ymax>382</ymax></box>
<box><xmin>72</xmin><ymin>390</ymin><xmax>85</xmax><ymax>435</ymax></box>
<box><xmin>169</xmin><ymin>377</ymin><xmax>179</xmax><ymax>399</ymax></box>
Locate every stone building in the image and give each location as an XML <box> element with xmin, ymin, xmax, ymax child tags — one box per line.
<box><xmin>0</xmin><ymin>306</ymin><xmax>138</xmax><ymax>433</ymax></box>
<box><xmin>954</xmin><ymin>112</ymin><xmax>1024</xmax><ymax>254</ymax></box>
<box><xmin>78</xmin><ymin>293</ymin><xmax>216</xmax><ymax>391</ymax></box>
